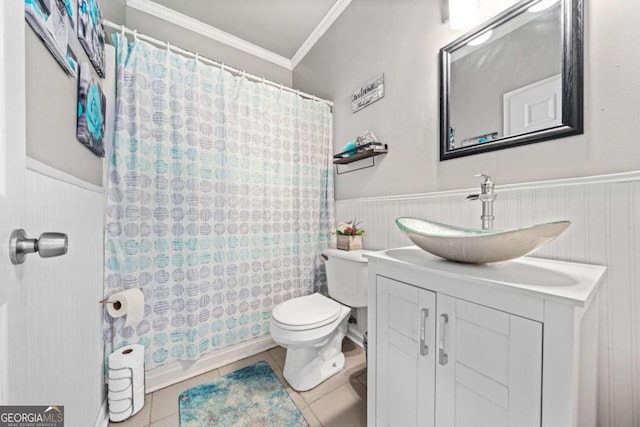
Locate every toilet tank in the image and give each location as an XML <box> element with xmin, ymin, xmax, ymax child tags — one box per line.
<box><xmin>322</xmin><ymin>249</ymin><xmax>372</xmax><ymax>308</ymax></box>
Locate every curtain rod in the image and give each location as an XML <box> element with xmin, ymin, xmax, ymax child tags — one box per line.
<box><xmin>102</xmin><ymin>20</ymin><xmax>334</xmax><ymax>108</ymax></box>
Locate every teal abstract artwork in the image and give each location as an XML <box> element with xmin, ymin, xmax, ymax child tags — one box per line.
<box><xmin>77</xmin><ymin>62</ymin><xmax>105</xmax><ymax>156</ymax></box>
<box><xmin>78</xmin><ymin>0</ymin><xmax>105</xmax><ymax>77</ymax></box>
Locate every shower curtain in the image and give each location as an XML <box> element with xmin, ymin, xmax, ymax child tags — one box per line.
<box><xmin>104</xmin><ymin>35</ymin><xmax>334</xmax><ymax>369</ymax></box>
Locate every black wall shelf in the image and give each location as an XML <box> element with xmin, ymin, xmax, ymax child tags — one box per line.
<box><xmin>332</xmin><ymin>143</ymin><xmax>388</xmax><ymax>174</ymax></box>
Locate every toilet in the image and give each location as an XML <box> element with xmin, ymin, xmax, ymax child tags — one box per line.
<box><xmin>270</xmin><ymin>248</ymin><xmax>371</xmax><ymax>391</ymax></box>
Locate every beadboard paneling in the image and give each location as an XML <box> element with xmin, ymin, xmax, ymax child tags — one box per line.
<box><xmin>337</xmin><ymin>172</ymin><xmax>640</xmax><ymax>427</ymax></box>
<box><xmin>24</xmin><ymin>169</ymin><xmax>105</xmax><ymax>427</ymax></box>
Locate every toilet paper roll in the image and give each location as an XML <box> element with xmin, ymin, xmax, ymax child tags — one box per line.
<box><xmin>110</xmin><ymin>386</ymin><xmax>144</xmax><ymax>400</ymax></box>
<box><xmin>106</xmin><ymin>289</ymin><xmax>144</xmax><ymax>327</ymax></box>
<box><xmin>108</xmin><ymin>371</ymin><xmax>144</xmax><ymax>392</ymax></box>
<box><xmin>109</xmin><ymin>386</ymin><xmax>144</xmax><ymax>402</ymax></box>
<box><xmin>109</xmin><ymin>394</ymin><xmax>144</xmax><ymax>420</ymax></box>
<box><xmin>108</xmin><ymin>381</ymin><xmax>130</xmax><ymax>395</ymax></box>
<box><xmin>108</xmin><ymin>404</ymin><xmax>134</xmax><ymax>423</ymax></box>
<box><xmin>109</xmin><ymin>371</ymin><xmax>143</xmax><ymax>389</ymax></box>
<box><xmin>108</xmin><ymin>397</ymin><xmax>132</xmax><ymax>415</ymax></box>
<box><xmin>108</xmin><ymin>386</ymin><xmax>138</xmax><ymax>402</ymax></box>
<box><xmin>109</xmin><ymin>410</ymin><xmax>130</xmax><ymax>424</ymax></box>
<box><xmin>109</xmin><ymin>360</ymin><xmax>144</xmax><ymax>375</ymax></box>
<box><xmin>132</xmin><ymin>393</ymin><xmax>145</xmax><ymax>414</ymax></box>
<box><xmin>108</xmin><ymin>344</ymin><xmax>145</xmax><ymax>370</ymax></box>
<box><xmin>108</xmin><ymin>385</ymin><xmax>133</xmax><ymax>402</ymax></box>
<box><xmin>109</xmin><ymin>368</ymin><xmax>140</xmax><ymax>380</ymax></box>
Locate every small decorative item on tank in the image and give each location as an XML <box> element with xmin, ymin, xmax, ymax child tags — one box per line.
<box><xmin>336</xmin><ymin>218</ymin><xmax>365</xmax><ymax>251</ymax></box>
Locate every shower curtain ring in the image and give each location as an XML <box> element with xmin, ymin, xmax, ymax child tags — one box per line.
<box><xmin>194</xmin><ymin>52</ymin><xmax>199</xmax><ymax>62</ymax></box>
<box><xmin>133</xmin><ymin>29</ymin><xmax>138</xmax><ymax>41</ymax></box>
<box><xmin>262</xmin><ymin>77</ymin><xmax>266</xmax><ymax>85</ymax></box>
<box><xmin>121</xmin><ymin>25</ymin><xmax>125</xmax><ymax>37</ymax></box>
<box><xmin>280</xmin><ymin>83</ymin><xmax>283</xmax><ymax>91</ymax></box>
<box><xmin>167</xmin><ymin>42</ymin><xmax>171</xmax><ymax>52</ymax></box>
<box><xmin>242</xmin><ymin>70</ymin><xmax>246</xmax><ymax>79</ymax></box>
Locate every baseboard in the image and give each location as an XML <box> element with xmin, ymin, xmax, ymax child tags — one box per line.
<box><xmin>145</xmin><ymin>335</ymin><xmax>277</xmax><ymax>393</ymax></box>
<box><xmin>92</xmin><ymin>398</ymin><xmax>109</xmax><ymax>427</ymax></box>
<box><xmin>346</xmin><ymin>325</ymin><xmax>365</xmax><ymax>349</ymax></box>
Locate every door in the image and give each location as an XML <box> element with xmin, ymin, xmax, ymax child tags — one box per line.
<box><xmin>435</xmin><ymin>295</ymin><xmax>543</xmax><ymax>427</ymax></box>
<box><xmin>0</xmin><ymin>0</ymin><xmax>27</xmax><ymax>404</ymax></box>
<box><xmin>376</xmin><ymin>276</ymin><xmax>436</xmax><ymax>427</ymax></box>
<box><xmin>503</xmin><ymin>74</ymin><xmax>562</xmax><ymax>136</ymax></box>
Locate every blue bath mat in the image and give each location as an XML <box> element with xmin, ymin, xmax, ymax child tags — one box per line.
<box><xmin>179</xmin><ymin>361</ymin><xmax>308</xmax><ymax>427</ymax></box>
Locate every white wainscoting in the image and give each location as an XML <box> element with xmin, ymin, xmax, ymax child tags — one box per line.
<box><xmin>24</xmin><ymin>166</ymin><xmax>105</xmax><ymax>427</ymax></box>
<box><xmin>337</xmin><ymin>171</ymin><xmax>640</xmax><ymax>427</ymax></box>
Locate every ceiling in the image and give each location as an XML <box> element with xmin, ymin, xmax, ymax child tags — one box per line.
<box><xmin>146</xmin><ymin>0</ymin><xmax>339</xmax><ymax>59</ymax></box>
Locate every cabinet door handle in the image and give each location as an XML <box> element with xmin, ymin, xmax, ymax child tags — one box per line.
<box><xmin>438</xmin><ymin>313</ymin><xmax>449</xmax><ymax>366</ymax></box>
<box><xmin>420</xmin><ymin>308</ymin><xmax>429</xmax><ymax>356</ymax></box>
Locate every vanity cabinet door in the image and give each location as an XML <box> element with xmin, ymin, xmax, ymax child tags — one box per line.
<box><xmin>435</xmin><ymin>295</ymin><xmax>543</xmax><ymax>427</ymax></box>
<box><xmin>375</xmin><ymin>276</ymin><xmax>436</xmax><ymax>427</ymax></box>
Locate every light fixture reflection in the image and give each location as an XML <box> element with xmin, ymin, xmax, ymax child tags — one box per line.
<box><xmin>467</xmin><ymin>30</ymin><xmax>493</xmax><ymax>46</ymax></box>
<box><xmin>528</xmin><ymin>0</ymin><xmax>560</xmax><ymax>13</ymax></box>
<box><xmin>449</xmin><ymin>0</ymin><xmax>478</xmax><ymax>30</ymax></box>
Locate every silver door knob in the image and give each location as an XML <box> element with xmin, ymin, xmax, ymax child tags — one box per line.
<box><xmin>9</xmin><ymin>229</ymin><xmax>68</xmax><ymax>264</ymax></box>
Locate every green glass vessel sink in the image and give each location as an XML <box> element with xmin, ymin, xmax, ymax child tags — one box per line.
<box><xmin>395</xmin><ymin>217</ymin><xmax>571</xmax><ymax>264</ymax></box>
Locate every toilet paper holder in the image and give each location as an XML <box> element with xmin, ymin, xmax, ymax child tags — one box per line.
<box><xmin>99</xmin><ymin>298</ymin><xmax>121</xmax><ymax>310</ymax></box>
<box><xmin>108</xmin><ymin>366</ymin><xmax>135</xmax><ymax>419</ymax></box>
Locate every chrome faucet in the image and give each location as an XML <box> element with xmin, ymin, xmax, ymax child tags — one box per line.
<box><xmin>466</xmin><ymin>174</ymin><xmax>497</xmax><ymax>230</ymax></box>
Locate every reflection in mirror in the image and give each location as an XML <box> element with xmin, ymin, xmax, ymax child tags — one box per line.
<box><xmin>440</xmin><ymin>0</ymin><xmax>583</xmax><ymax>160</ymax></box>
<box><xmin>450</xmin><ymin>4</ymin><xmax>561</xmax><ymax>148</ymax></box>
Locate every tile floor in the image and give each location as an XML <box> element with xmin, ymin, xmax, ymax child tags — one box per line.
<box><xmin>108</xmin><ymin>339</ymin><xmax>367</xmax><ymax>427</ymax></box>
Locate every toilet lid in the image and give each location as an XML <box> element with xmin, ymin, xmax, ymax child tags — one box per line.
<box><xmin>272</xmin><ymin>293</ymin><xmax>341</xmax><ymax>328</ymax></box>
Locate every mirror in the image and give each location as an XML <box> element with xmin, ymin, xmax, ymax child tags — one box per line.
<box><xmin>440</xmin><ymin>0</ymin><xmax>583</xmax><ymax>160</ymax></box>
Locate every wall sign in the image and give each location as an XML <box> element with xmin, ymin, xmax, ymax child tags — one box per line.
<box><xmin>352</xmin><ymin>74</ymin><xmax>384</xmax><ymax>112</ymax></box>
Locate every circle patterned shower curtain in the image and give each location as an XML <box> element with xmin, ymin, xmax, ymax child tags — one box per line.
<box><xmin>104</xmin><ymin>34</ymin><xmax>335</xmax><ymax>369</ymax></box>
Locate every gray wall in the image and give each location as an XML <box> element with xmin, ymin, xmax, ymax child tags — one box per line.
<box><xmin>293</xmin><ymin>0</ymin><xmax>640</xmax><ymax>199</ymax></box>
<box><xmin>450</xmin><ymin>10</ymin><xmax>561</xmax><ymax>144</ymax></box>
<box><xmin>101</xmin><ymin>0</ymin><xmax>126</xmax><ymax>25</ymax></box>
<box><xmin>25</xmin><ymin>28</ymin><xmax>106</xmax><ymax>186</ymax></box>
<box><xmin>24</xmin><ymin>0</ymin><xmax>127</xmax><ymax>186</ymax></box>
<box><xmin>26</xmin><ymin>0</ymin><xmax>293</xmax><ymax>187</ymax></box>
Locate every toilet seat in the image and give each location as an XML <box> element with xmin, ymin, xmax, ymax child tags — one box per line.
<box><xmin>271</xmin><ymin>293</ymin><xmax>341</xmax><ymax>331</ymax></box>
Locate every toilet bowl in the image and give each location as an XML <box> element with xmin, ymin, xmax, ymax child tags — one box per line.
<box><xmin>270</xmin><ymin>249</ymin><xmax>371</xmax><ymax>391</ymax></box>
<box><xmin>270</xmin><ymin>293</ymin><xmax>351</xmax><ymax>391</ymax></box>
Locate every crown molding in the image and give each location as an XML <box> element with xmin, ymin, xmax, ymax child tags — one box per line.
<box><xmin>291</xmin><ymin>0</ymin><xmax>352</xmax><ymax>69</ymax></box>
<box><xmin>125</xmin><ymin>0</ymin><xmax>293</xmax><ymax>70</ymax></box>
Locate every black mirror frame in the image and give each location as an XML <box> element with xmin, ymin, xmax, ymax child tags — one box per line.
<box><xmin>439</xmin><ymin>0</ymin><xmax>583</xmax><ymax>161</ymax></box>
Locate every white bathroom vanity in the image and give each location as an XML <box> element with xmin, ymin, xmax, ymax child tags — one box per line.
<box><xmin>366</xmin><ymin>246</ymin><xmax>606</xmax><ymax>427</ymax></box>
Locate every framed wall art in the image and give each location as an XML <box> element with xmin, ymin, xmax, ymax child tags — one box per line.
<box><xmin>77</xmin><ymin>63</ymin><xmax>106</xmax><ymax>157</ymax></box>
<box><xmin>77</xmin><ymin>0</ymin><xmax>105</xmax><ymax>77</ymax></box>
<box><xmin>25</xmin><ymin>0</ymin><xmax>79</xmax><ymax>76</ymax></box>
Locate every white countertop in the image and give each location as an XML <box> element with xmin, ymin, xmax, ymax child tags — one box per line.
<box><xmin>366</xmin><ymin>246</ymin><xmax>606</xmax><ymax>308</ymax></box>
